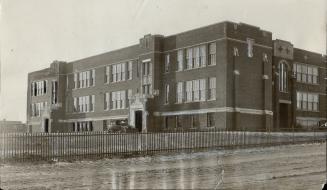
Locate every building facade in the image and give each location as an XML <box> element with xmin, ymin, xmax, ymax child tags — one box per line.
<box><xmin>26</xmin><ymin>21</ymin><xmax>327</xmax><ymax>133</ymax></box>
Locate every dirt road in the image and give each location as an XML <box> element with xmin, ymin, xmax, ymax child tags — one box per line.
<box><xmin>0</xmin><ymin>143</ymin><xmax>325</xmax><ymax>189</ymax></box>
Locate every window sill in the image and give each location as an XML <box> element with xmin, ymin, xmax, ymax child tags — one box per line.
<box><xmin>183</xmin><ymin>100</ymin><xmax>207</xmax><ymax>103</ymax></box>
<box><xmin>70</xmin><ymin>111</ymin><xmax>95</xmax><ymax>114</ymax></box>
<box><xmin>295</xmin><ymin>81</ymin><xmax>320</xmax><ymax>86</ymax></box>
<box><xmin>183</xmin><ymin>66</ymin><xmax>206</xmax><ymax>72</ymax></box>
<box><xmin>110</xmin><ymin>108</ymin><xmax>128</xmax><ymax>111</ymax></box>
<box><xmin>73</xmin><ymin>85</ymin><xmax>95</xmax><ymax>90</ymax></box>
<box><xmin>109</xmin><ymin>80</ymin><xmax>129</xmax><ymax>84</ymax></box>
<box><xmin>296</xmin><ymin>109</ymin><xmax>319</xmax><ymax>112</ymax></box>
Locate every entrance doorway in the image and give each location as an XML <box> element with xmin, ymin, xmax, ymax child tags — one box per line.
<box><xmin>135</xmin><ymin>111</ymin><xmax>143</xmax><ymax>132</ymax></box>
<box><xmin>279</xmin><ymin>103</ymin><xmax>289</xmax><ymax>129</ymax></box>
<box><xmin>44</xmin><ymin>118</ymin><xmax>49</xmax><ymax>133</ymax></box>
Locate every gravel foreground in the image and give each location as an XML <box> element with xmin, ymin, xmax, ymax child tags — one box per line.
<box><xmin>0</xmin><ymin>143</ymin><xmax>326</xmax><ymax>189</ymax></box>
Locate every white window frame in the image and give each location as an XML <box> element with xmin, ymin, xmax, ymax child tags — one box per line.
<box><xmin>177</xmin><ymin>50</ymin><xmax>183</xmax><ymax>71</ymax></box>
<box><xmin>208</xmin><ymin>43</ymin><xmax>216</xmax><ymax>66</ymax></box>
<box><xmin>176</xmin><ymin>82</ymin><xmax>183</xmax><ymax>103</ymax></box>
<box><xmin>208</xmin><ymin>77</ymin><xmax>216</xmax><ymax>100</ymax></box>
<box><xmin>165</xmin><ymin>54</ymin><xmax>170</xmax><ymax>73</ymax></box>
<box><xmin>165</xmin><ymin>84</ymin><xmax>169</xmax><ymax>104</ymax></box>
<box><xmin>247</xmin><ymin>38</ymin><xmax>254</xmax><ymax>58</ymax></box>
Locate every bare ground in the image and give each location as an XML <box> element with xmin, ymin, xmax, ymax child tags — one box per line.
<box><xmin>0</xmin><ymin>143</ymin><xmax>326</xmax><ymax>189</ymax></box>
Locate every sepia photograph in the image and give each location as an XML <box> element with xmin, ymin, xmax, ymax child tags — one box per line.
<box><xmin>0</xmin><ymin>0</ymin><xmax>326</xmax><ymax>189</ymax></box>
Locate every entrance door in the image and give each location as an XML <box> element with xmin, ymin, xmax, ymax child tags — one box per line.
<box><xmin>279</xmin><ymin>103</ymin><xmax>289</xmax><ymax>129</ymax></box>
<box><xmin>44</xmin><ymin>119</ymin><xmax>49</xmax><ymax>133</ymax></box>
<box><xmin>135</xmin><ymin>111</ymin><xmax>143</xmax><ymax>132</ymax></box>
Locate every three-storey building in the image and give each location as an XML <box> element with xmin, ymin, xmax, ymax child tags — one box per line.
<box><xmin>26</xmin><ymin>21</ymin><xmax>327</xmax><ymax>133</ymax></box>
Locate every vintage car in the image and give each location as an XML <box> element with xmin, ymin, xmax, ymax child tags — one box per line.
<box><xmin>107</xmin><ymin>120</ymin><xmax>138</xmax><ymax>133</ymax></box>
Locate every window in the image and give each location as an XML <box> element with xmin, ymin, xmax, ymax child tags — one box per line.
<box><xmin>91</xmin><ymin>69</ymin><xmax>95</xmax><ymax>86</ymax></box>
<box><xmin>312</xmin><ymin>67</ymin><xmax>318</xmax><ymax>84</ymax></box>
<box><xmin>117</xmin><ymin>64</ymin><xmax>122</xmax><ymax>81</ymax></box>
<box><xmin>105</xmin><ymin>66</ymin><xmax>110</xmax><ymax>83</ymax></box>
<box><xmin>143</xmin><ymin>84</ymin><xmax>151</xmax><ymax>95</ymax></box>
<box><xmin>308</xmin><ymin>94</ymin><xmax>313</xmax><ymax>111</ymax></box>
<box><xmin>143</xmin><ymin>61</ymin><xmax>151</xmax><ymax>76</ymax></box>
<box><xmin>51</xmin><ymin>81</ymin><xmax>58</xmax><ymax>104</ymax></box>
<box><xmin>31</xmin><ymin>102</ymin><xmax>47</xmax><ymax>117</ymax></box>
<box><xmin>74</xmin><ymin>73</ymin><xmax>78</xmax><ymax>88</ymax></box>
<box><xmin>293</xmin><ymin>63</ymin><xmax>318</xmax><ymax>84</ymax></box>
<box><xmin>186</xmin><ymin>81</ymin><xmax>193</xmax><ymax>102</ymax></box>
<box><xmin>176</xmin><ymin>82</ymin><xmax>183</xmax><ymax>103</ymax></box>
<box><xmin>112</xmin><ymin>64</ymin><xmax>117</xmax><ymax>82</ymax></box>
<box><xmin>307</xmin><ymin>67</ymin><xmax>313</xmax><ymax>83</ymax></box>
<box><xmin>90</xmin><ymin>95</ymin><xmax>95</xmax><ymax>112</ymax></box>
<box><xmin>184</xmin><ymin>45</ymin><xmax>207</xmax><ymax>70</ymax></box>
<box><xmin>165</xmin><ymin>54</ymin><xmax>170</xmax><ymax>73</ymax></box>
<box><xmin>142</xmin><ymin>61</ymin><xmax>152</xmax><ymax>95</ymax></box>
<box><xmin>183</xmin><ymin>79</ymin><xmax>207</xmax><ymax>102</ymax></box>
<box><xmin>279</xmin><ymin>62</ymin><xmax>288</xmax><ymax>92</ymax></box>
<box><xmin>247</xmin><ymin>38</ymin><xmax>254</xmax><ymax>58</ymax></box>
<box><xmin>193</xmin><ymin>80</ymin><xmax>200</xmax><ymax>101</ymax></box>
<box><xmin>110</xmin><ymin>63</ymin><xmax>127</xmax><ymax>83</ymax></box>
<box><xmin>31</xmin><ymin>82</ymin><xmax>35</xmax><ymax>96</ymax></box>
<box><xmin>177</xmin><ymin>50</ymin><xmax>183</xmax><ymax>71</ymax></box>
<box><xmin>199</xmin><ymin>79</ymin><xmax>206</xmax><ymax>101</ymax></box>
<box><xmin>73</xmin><ymin>95</ymin><xmax>95</xmax><ymax>113</ymax></box>
<box><xmin>296</xmin><ymin>91</ymin><xmax>319</xmax><ymax>111</ymax></box>
<box><xmin>186</xmin><ymin>48</ymin><xmax>193</xmax><ymax>69</ymax></box>
<box><xmin>208</xmin><ymin>43</ymin><xmax>216</xmax><ymax>65</ymax></box>
<box><xmin>165</xmin><ymin>84</ymin><xmax>169</xmax><ymax>104</ymax></box>
<box><xmin>111</xmin><ymin>90</ymin><xmax>127</xmax><ymax>110</ymax></box>
<box><xmin>43</xmin><ymin>80</ymin><xmax>47</xmax><ymax>94</ymax></box>
<box><xmin>302</xmin><ymin>93</ymin><xmax>307</xmax><ymax>110</ymax></box>
<box><xmin>86</xmin><ymin>71</ymin><xmax>90</xmax><ymax>87</ymax></box>
<box><xmin>74</xmin><ymin>70</ymin><xmax>95</xmax><ymax>89</ymax></box>
<box><xmin>121</xmin><ymin>63</ymin><xmax>126</xmax><ymax>81</ymax></box>
<box><xmin>301</xmin><ymin>65</ymin><xmax>307</xmax><ymax>82</ymax></box>
<box><xmin>31</xmin><ymin>80</ymin><xmax>47</xmax><ymax>96</ymax></box>
<box><xmin>176</xmin><ymin>116</ymin><xmax>182</xmax><ymax>128</ymax></box>
<box><xmin>31</xmin><ymin>104</ymin><xmax>35</xmax><ymax>117</ymax></box>
<box><xmin>296</xmin><ymin>92</ymin><xmax>301</xmax><ymax>110</ymax></box>
<box><xmin>127</xmin><ymin>61</ymin><xmax>132</xmax><ymax>80</ymax></box>
<box><xmin>208</xmin><ymin>77</ymin><xmax>216</xmax><ymax>100</ymax></box>
<box><xmin>83</xmin><ymin>72</ymin><xmax>87</xmax><ymax>88</ymax></box>
<box><xmin>73</xmin><ymin>97</ymin><xmax>78</xmax><ymax>112</ymax></box>
<box><xmin>73</xmin><ymin>121</ymin><xmax>93</xmax><ymax>132</ymax></box>
<box><xmin>193</xmin><ymin>46</ymin><xmax>200</xmax><ymax>68</ymax></box>
<box><xmin>207</xmin><ymin>113</ymin><xmax>215</xmax><ymax>127</ymax></box>
<box><xmin>116</xmin><ymin>91</ymin><xmax>121</xmax><ymax>109</ymax></box>
<box><xmin>199</xmin><ymin>45</ymin><xmax>206</xmax><ymax>67</ymax></box>
<box><xmin>313</xmin><ymin>94</ymin><xmax>319</xmax><ymax>111</ymax></box>
<box><xmin>104</xmin><ymin>92</ymin><xmax>110</xmax><ymax>110</ymax></box>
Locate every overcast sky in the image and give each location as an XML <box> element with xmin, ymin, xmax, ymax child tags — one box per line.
<box><xmin>0</xmin><ymin>0</ymin><xmax>326</xmax><ymax>122</ymax></box>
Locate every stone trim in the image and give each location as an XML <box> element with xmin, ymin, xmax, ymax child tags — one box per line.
<box><xmin>154</xmin><ymin>107</ymin><xmax>273</xmax><ymax>116</ymax></box>
<box><xmin>59</xmin><ymin>115</ymin><xmax>128</xmax><ymax>123</ymax></box>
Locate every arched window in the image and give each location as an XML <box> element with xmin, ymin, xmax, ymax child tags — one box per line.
<box><xmin>279</xmin><ymin>61</ymin><xmax>288</xmax><ymax>92</ymax></box>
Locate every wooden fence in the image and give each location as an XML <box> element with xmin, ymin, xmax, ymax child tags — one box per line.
<box><xmin>0</xmin><ymin>129</ymin><xmax>326</xmax><ymax>162</ymax></box>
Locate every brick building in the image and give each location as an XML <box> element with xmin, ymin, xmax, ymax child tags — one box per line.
<box><xmin>26</xmin><ymin>21</ymin><xmax>327</xmax><ymax>133</ymax></box>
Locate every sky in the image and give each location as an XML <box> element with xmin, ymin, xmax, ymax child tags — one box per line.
<box><xmin>0</xmin><ymin>0</ymin><xmax>326</xmax><ymax>122</ymax></box>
